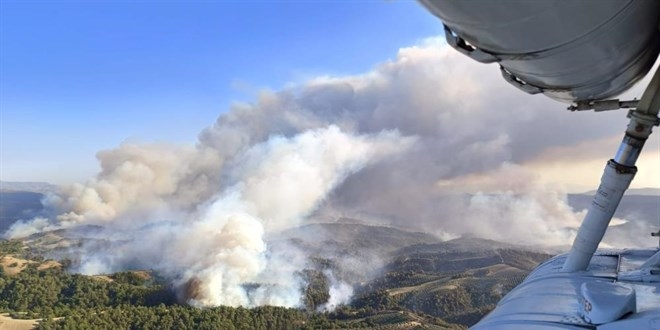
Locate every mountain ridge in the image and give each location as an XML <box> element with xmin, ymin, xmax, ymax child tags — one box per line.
<box><xmin>0</xmin><ymin>181</ymin><xmax>57</xmax><ymax>194</ymax></box>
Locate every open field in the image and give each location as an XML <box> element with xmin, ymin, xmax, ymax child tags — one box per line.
<box><xmin>0</xmin><ymin>314</ymin><xmax>37</xmax><ymax>330</ymax></box>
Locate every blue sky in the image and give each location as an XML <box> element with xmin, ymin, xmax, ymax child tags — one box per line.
<box><xmin>0</xmin><ymin>0</ymin><xmax>442</xmax><ymax>184</ymax></box>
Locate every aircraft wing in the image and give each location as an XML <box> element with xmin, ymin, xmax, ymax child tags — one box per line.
<box><xmin>419</xmin><ymin>0</ymin><xmax>660</xmax><ymax>104</ymax></box>
<box><xmin>417</xmin><ymin>1</ymin><xmax>660</xmax><ymax>329</ymax></box>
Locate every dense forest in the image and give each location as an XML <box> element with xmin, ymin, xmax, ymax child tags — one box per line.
<box><xmin>0</xmin><ymin>239</ymin><xmax>465</xmax><ymax>329</ymax></box>
<box><xmin>0</xmin><ymin>223</ymin><xmax>554</xmax><ymax>329</ymax></box>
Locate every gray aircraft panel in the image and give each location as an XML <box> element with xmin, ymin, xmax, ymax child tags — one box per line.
<box><xmin>419</xmin><ymin>0</ymin><xmax>660</xmax><ymax>103</ymax></box>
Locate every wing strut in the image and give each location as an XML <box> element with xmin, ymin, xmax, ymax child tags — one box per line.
<box><xmin>563</xmin><ymin>66</ymin><xmax>660</xmax><ymax>272</ymax></box>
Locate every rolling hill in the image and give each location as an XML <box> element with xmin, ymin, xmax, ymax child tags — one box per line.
<box><xmin>0</xmin><ymin>187</ymin><xmax>657</xmax><ymax>328</ymax></box>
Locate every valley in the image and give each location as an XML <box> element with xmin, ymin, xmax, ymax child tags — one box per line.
<box><xmin>0</xmin><ymin>188</ymin><xmax>656</xmax><ymax>328</ymax></box>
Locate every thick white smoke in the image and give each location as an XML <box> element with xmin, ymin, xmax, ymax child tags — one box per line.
<box><xmin>318</xmin><ymin>270</ymin><xmax>354</xmax><ymax>312</ymax></box>
<box><xmin>48</xmin><ymin>126</ymin><xmax>412</xmax><ymax>307</ymax></box>
<box><xmin>167</xmin><ymin>126</ymin><xmax>412</xmax><ymax>306</ymax></box>
<box><xmin>6</xmin><ymin>38</ymin><xmax>659</xmax><ymax>307</ymax></box>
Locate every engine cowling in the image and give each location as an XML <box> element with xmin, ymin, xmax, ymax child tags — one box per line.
<box><xmin>419</xmin><ymin>0</ymin><xmax>660</xmax><ymax>103</ymax></box>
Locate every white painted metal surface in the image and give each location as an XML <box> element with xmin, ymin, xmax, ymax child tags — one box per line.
<box><xmin>472</xmin><ymin>250</ymin><xmax>660</xmax><ymax>329</ymax></box>
<box><xmin>562</xmin><ymin>163</ymin><xmax>635</xmax><ymax>272</ymax></box>
<box><xmin>578</xmin><ymin>281</ymin><xmax>636</xmax><ymax>324</ymax></box>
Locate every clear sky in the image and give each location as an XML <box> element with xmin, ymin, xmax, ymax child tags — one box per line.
<box><xmin>0</xmin><ymin>0</ymin><xmax>443</xmax><ymax>184</ymax></box>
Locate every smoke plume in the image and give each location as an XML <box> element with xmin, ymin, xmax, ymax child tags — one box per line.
<box><xmin>6</xmin><ymin>38</ymin><xmax>659</xmax><ymax>307</ymax></box>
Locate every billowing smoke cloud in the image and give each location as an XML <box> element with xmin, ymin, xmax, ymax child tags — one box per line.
<box><xmin>17</xmin><ymin>126</ymin><xmax>413</xmax><ymax>307</ymax></box>
<box><xmin>6</xmin><ymin>38</ymin><xmax>659</xmax><ymax>307</ymax></box>
<box><xmin>318</xmin><ymin>270</ymin><xmax>354</xmax><ymax>312</ymax></box>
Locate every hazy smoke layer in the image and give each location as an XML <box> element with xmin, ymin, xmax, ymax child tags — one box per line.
<box><xmin>6</xmin><ymin>38</ymin><xmax>658</xmax><ymax>307</ymax></box>
<box><xmin>13</xmin><ymin>126</ymin><xmax>412</xmax><ymax>307</ymax></box>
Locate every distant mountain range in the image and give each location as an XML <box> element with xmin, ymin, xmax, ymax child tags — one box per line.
<box><xmin>0</xmin><ymin>190</ymin><xmax>46</xmax><ymax>233</ymax></box>
<box><xmin>0</xmin><ymin>181</ymin><xmax>57</xmax><ymax>194</ymax></box>
<box><xmin>567</xmin><ymin>192</ymin><xmax>659</xmax><ymax>225</ymax></box>
<box><xmin>1</xmin><ymin>181</ymin><xmax>657</xmax><ymax>244</ymax></box>
<box><xmin>279</xmin><ymin>222</ymin><xmax>440</xmax><ymax>253</ymax></box>
<box><xmin>0</xmin><ymin>181</ymin><xmax>57</xmax><ymax>233</ymax></box>
<box><xmin>0</xmin><ymin>181</ymin><xmax>657</xmax><ymax>328</ymax></box>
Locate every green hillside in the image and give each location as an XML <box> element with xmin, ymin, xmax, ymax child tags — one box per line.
<box><xmin>0</xmin><ymin>222</ymin><xmax>555</xmax><ymax>329</ymax></box>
